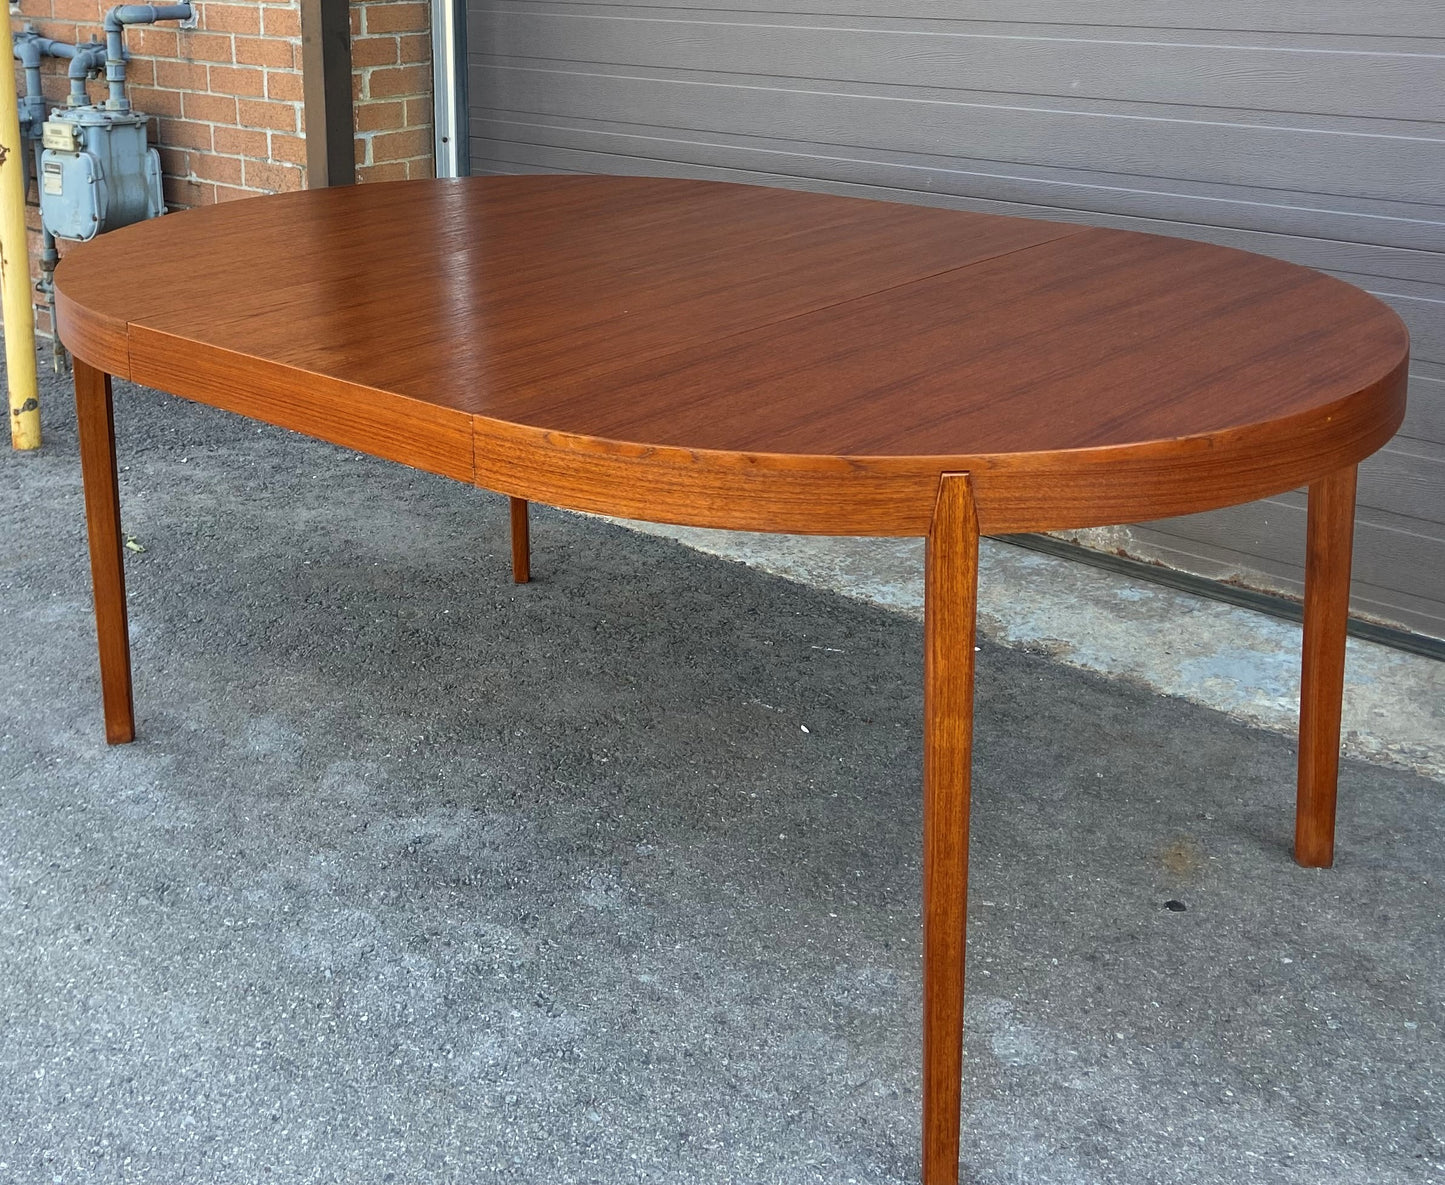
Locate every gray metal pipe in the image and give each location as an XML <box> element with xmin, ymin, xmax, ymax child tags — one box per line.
<box><xmin>30</xmin><ymin>136</ymin><xmax>64</xmax><ymax>369</ymax></box>
<box><xmin>15</xmin><ymin>35</ymin><xmax>78</xmax><ymax>61</ymax></box>
<box><xmin>67</xmin><ymin>45</ymin><xmax>107</xmax><ymax>105</ymax></box>
<box><xmin>12</xmin><ymin>32</ymin><xmax>108</xmax><ymax>125</ymax></box>
<box><xmin>103</xmin><ymin>4</ymin><xmax>195</xmax><ymax>33</ymax></box>
<box><xmin>12</xmin><ymin>33</ymin><xmax>77</xmax><ymax>130</ymax></box>
<box><xmin>102</xmin><ymin>4</ymin><xmax>193</xmax><ymax>111</ymax></box>
<box><xmin>11</xmin><ymin>38</ymin><xmax>47</xmax><ymax>131</ymax></box>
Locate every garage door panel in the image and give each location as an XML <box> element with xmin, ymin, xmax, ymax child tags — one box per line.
<box><xmin>1400</xmin><ymin>374</ymin><xmax>1445</xmax><ymax>445</ymax></box>
<box><xmin>475</xmin><ymin>10</ymin><xmax>1445</xmax><ymax>123</ymax></box>
<box><xmin>470</xmin><ymin>108</ymin><xmax>1445</xmax><ymax>251</ymax></box>
<box><xmin>1139</xmin><ymin>501</ymin><xmax>1445</xmax><ymax>613</ymax></box>
<box><xmin>1357</xmin><ymin>443</ymin><xmax>1445</xmax><ymax>522</ymax></box>
<box><xmin>468</xmin><ymin>2</ymin><xmax>1445</xmax><ymax>638</ymax></box>
<box><xmin>1113</xmin><ymin>523</ymin><xmax>1445</xmax><ymax>638</ymax></box>
<box><xmin>511</xmin><ymin>0</ymin><xmax>1445</xmax><ymax>39</ymax></box>
<box><xmin>477</xmin><ymin>64</ymin><xmax>1444</xmax><ymax>205</ymax></box>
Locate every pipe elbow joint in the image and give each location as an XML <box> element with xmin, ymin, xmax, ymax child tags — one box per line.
<box><xmin>104</xmin><ymin>3</ymin><xmax>194</xmax><ymax>32</ymax></box>
<box><xmin>103</xmin><ymin>5</ymin><xmax>142</xmax><ymax>33</ymax></box>
<box><xmin>68</xmin><ymin>48</ymin><xmax>107</xmax><ymax>81</ymax></box>
<box><xmin>12</xmin><ymin>38</ymin><xmax>43</xmax><ymax>70</ymax></box>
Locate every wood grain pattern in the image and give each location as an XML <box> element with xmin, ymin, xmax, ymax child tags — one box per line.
<box><xmin>922</xmin><ymin>473</ymin><xmax>978</xmax><ymax>1185</ymax></box>
<box><xmin>470</xmin><ymin>420</ymin><xmax>943</xmax><ymax>535</ymax></box>
<box><xmin>54</xmin><ymin>285</ymin><xmax>131</xmax><ymax>379</ymax></box>
<box><xmin>509</xmin><ymin>497</ymin><xmax>531</xmax><ymax>583</ymax></box>
<box><xmin>73</xmin><ymin>359</ymin><xmax>134</xmax><ymax>744</ymax></box>
<box><xmin>59</xmin><ymin>177</ymin><xmax>1081</xmax><ymax>419</ymax></box>
<box><xmin>465</xmin><ymin>342</ymin><xmax>1405</xmax><ymax>537</ymax></box>
<box><xmin>475</xmin><ymin>226</ymin><xmax>1401</xmax><ymax>455</ymax></box>
<box><xmin>1296</xmin><ymin>466</ymin><xmax>1359</xmax><ymax>868</ymax></box>
<box><xmin>126</xmin><ymin>328</ymin><xmax>476</xmax><ymax>483</ymax></box>
<box><xmin>52</xmin><ymin>177</ymin><xmax>1412</xmax><ymax>1185</ymax></box>
<box><xmin>55</xmin><ymin>178</ymin><xmax>1407</xmax><ymax>541</ymax></box>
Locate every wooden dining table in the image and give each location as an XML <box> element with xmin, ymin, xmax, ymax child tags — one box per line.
<box><xmin>55</xmin><ymin>175</ymin><xmax>1408</xmax><ymax>1184</ymax></box>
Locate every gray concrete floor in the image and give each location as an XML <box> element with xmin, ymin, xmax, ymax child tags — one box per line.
<box><xmin>2</xmin><ymin>370</ymin><xmax>1443</xmax><ymax>1185</ymax></box>
<box><xmin>610</xmin><ymin>528</ymin><xmax>1444</xmax><ymax>782</ymax></box>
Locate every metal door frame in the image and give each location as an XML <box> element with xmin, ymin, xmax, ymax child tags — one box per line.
<box><xmin>431</xmin><ymin>0</ymin><xmax>469</xmax><ymax>176</ymax></box>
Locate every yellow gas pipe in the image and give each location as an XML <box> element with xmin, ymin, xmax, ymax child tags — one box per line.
<box><xmin>0</xmin><ymin>11</ymin><xmax>39</xmax><ymax>450</ymax></box>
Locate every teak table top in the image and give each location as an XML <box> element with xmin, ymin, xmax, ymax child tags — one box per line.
<box><xmin>56</xmin><ymin>176</ymin><xmax>1408</xmax><ymax>536</ymax></box>
<box><xmin>56</xmin><ymin>177</ymin><xmax>1411</xmax><ymax>1185</ymax></box>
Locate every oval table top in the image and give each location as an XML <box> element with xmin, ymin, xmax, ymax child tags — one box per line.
<box><xmin>55</xmin><ymin>176</ymin><xmax>1408</xmax><ymax>536</ymax></box>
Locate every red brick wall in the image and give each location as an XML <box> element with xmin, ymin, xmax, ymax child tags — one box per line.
<box><xmin>13</xmin><ymin>1</ymin><xmax>439</xmax><ymax>198</ymax></box>
<box><xmin>14</xmin><ymin>1</ymin><xmax>308</xmax><ymax>207</ymax></box>
<box><xmin>351</xmin><ymin>0</ymin><xmax>434</xmax><ymax>182</ymax></box>
<box><xmin>7</xmin><ymin>1</ymin><xmax>437</xmax><ymax>334</ymax></box>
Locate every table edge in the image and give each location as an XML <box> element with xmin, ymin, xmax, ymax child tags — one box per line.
<box><xmin>468</xmin><ymin>351</ymin><xmax>1408</xmax><ymax>535</ymax></box>
<box><xmin>54</xmin><ymin>314</ymin><xmax>1407</xmax><ymax>536</ymax></box>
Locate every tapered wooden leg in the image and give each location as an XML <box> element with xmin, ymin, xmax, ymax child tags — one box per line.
<box><xmin>74</xmin><ymin>359</ymin><xmax>134</xmax><ymax>744</ymax></box>
<box><xmin>922</xmin><ymin>473</ymin><xmax>979</xmax><ymax>1185</ymax></box>
<box><xmin>1295</xmin><ymin>465</ymin><xmax>1357</xmax><ymax>868</ymax></box>
<box><xmin>510</xmin><ymin>497</ymin><xmax>530</xmax><ymax>584</ymax></box>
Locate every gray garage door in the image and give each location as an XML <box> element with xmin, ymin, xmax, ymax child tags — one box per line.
<box><xmin>466</xmin><ymin>1</ymin><xmax>1445</xmax><ymax>640</ymax></box>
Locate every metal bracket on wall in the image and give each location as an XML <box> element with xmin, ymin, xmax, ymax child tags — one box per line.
<box><xmin>299</xmin><ymin>0</ymin><xmax>354</xmax><ymax>187</ymax></box>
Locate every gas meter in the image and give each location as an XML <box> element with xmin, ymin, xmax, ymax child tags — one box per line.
<box><xmin>39</xmin><ymin>107</ymin><xmax>165</xmax><ymax>242</ymax></box>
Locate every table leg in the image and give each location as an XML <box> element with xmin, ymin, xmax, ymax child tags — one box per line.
<box><xmin>510</xmin><ymin>496</ymin><xmax>531</xmax><ymax>584</ymax></box>
<box><xmin>922</xmin><ymin>473</ymin><xmax>979</xmax><ymax>1185</ymax></box>
<box><xmin>74</xmin><ymin>358</ymin><xmax>135</xmax><ymax>745</ymax></box>
<box><xmin>1295</xmin><ymin>464</ymin><xmax>1358</xmax><ymax>868</ymax></box>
